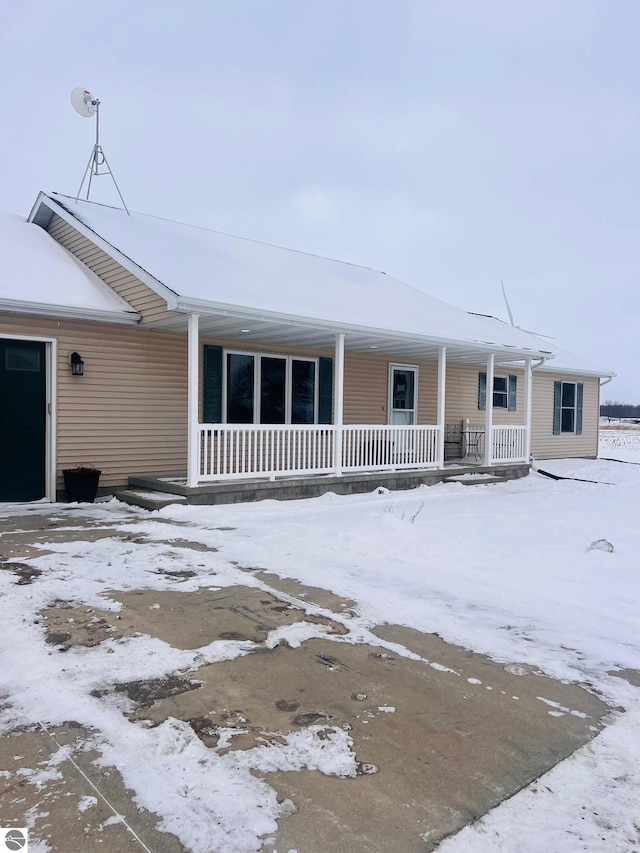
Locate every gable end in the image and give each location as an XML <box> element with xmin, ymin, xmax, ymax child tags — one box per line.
<box><xmin>46</xmin><ymin>213</ymin><xmax>174</xmax><ymax>324</ymax></box>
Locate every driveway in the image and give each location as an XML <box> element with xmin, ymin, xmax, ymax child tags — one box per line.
<box><xmin>0</xmin><ymin>502</ymin><xmax>610</xmax><ymax>853</ymax></box>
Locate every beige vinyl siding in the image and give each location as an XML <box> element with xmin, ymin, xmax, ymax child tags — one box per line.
<box><xmin>343</xmin><ymin>353</ymin><xmax>387</xmax><ymax>424</ymax></box>
<box><xmin>0</xmin><ymin>309</ymin><xmax>602</xmax><ymax>499</ymax></box>
<box><xmin>530</xmin><ymin>373</ymin><xmax>599</xmax><ymax>459</ymax></box>
<box><xmin>47</xmin><ymin>214</ymin><xmax>174</xmax><ymax>324</ymax></box>
<box><xmin>0</xmin><ymin>314</ymin><xmax>187</xmax><ymax>491</ymax></box>
<box><xmin>343</xmin><ymin>354</ymin><xmax>438</xmax><ymax>424</ymax></box>
<box><xmin>200</xmin><ymin>341</ymin><xmax>440</xmax><ymax>425</ymax></box>
<box><xmin>444</xmin><ymin>363</ymin><xmax>525</xmax><ymax>426</ymax></box>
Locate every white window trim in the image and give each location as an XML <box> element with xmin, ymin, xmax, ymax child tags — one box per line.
<box><xmin>223</xmin><ymin>349</ymin><xmax>320</xmax><ymax>425</ymax></box>
<box><xmin>492</xmin><ymin>374</ymin><xmax>509</xmax><ymax>410</ymax></box>
<box><xmin>387</xmin><ymin>363</ymin><xmax>419</xmax><ymax>424</ymax></box>
<box><xmin>0</xmin><ymin>332</ymin><xmax>57</xmax><ymax>501</ymax></box>
<box><xmin>560</xmin><ymin>380</ymin><xmax>578</xmax><ymax>433</ymax></box>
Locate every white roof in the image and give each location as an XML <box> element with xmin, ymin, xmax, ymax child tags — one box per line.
<box><xmin>0</xmin><ymin>213</ymin><xmax>138</xmax><ymax>323</ymax></box>
<box><xmin>469</xmin><ymin>314</ymin><xmax>615</xmax><ymax>378</ymax></box>
<box><xmin>41</xmin><ymin>193</ymin><xmax>553</xmax><ymax>358</ymax></box>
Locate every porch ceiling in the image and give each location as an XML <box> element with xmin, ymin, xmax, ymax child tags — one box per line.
<box><xmin>146</xmin><ymin>310</ymin><xmax>551</xmax><ymax>366</ymax></box>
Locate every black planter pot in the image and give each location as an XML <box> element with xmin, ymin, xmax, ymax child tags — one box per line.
<box><xmin>63</xmin><ymin>468</ymin><xmax>101</xmax><ymax>503</ymax></box>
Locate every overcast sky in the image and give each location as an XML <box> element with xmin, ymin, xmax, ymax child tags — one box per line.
<box><xmin>1</xmin><ymin>1</ymin><xmax>638</xmax><ymax>400</ymax></box>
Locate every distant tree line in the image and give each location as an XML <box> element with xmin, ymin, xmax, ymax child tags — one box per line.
<box><xmin>601</xmin><ymin>400</ymin><xmax>640</xmax><ymax>419</ymax></box>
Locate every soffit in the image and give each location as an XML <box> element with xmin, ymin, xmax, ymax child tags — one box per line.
<box><xmin>145</xmin><ymin>310</ymin><xmax>547</xmax><ymax>366</ymax></box>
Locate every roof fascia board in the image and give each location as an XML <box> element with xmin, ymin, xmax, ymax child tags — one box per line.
<box><xmin>176</xmin><ymin>297</ymin><xmax>553</xmax><ymax>360</ymax></box>
<box><xmin>0</xmin><ymin>300</ymin><xmax>140</xmax><ymax>325</ymax></box>
<box><xmin>538</xmin><ymin>365</ymin><xmax>615</xmax><ymax>379</ymax></box>
<box><xmin>29</xmin><ymin>195</ymin><xmax>180</xmax><ymax>310</ymax></box>
<box><xmin>28</xmin><ymin>191</ymin><xmax>55</xmax><ymax>229</ymax></box>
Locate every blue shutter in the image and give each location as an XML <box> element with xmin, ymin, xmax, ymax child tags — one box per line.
<box><xmin>318</xmin><ymin>357</ymin><xmax>333</xmax><ymax>424</ymax></box>
<box><xmin>576</xmin><ymin>383</ymin><xmax>583</xmax><ymax>435</ymax></box>
<box><xmin>203</xmin><ymin>345</ymin><xmax>222</xmax><ymax>423</ymax></box>
<box><xmin>553</xmin><ymin>381</ymin><xmax>562</xmax><ymax>435</ymax></box>
<box><xmin>478</xmin><ymin>372</ymin><xmax>487</xmax><ymax>410</ymax></box>
<box><xmin>508</xmin><ymin>375</ymin><xmax>517</xmax><ymax>411</ymax></box>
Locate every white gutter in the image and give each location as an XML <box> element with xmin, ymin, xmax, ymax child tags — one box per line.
<box><xmin>0</xmin><ymin>300</ymin><xmax>140</xmax><ymax>325</ymax></box>
<box><xmin>529</xmin><ymin>356</ymin><xmax>615</xmax><ymax>380</ymax></box>
<box><xmin>532</xmin><ymin>357</ymin><xmax>548</xmax><ymax>370</ymax></box>
<box><xmin>175</xmin><ymin>297</ymin><xmax>553</xmax><ymax>362</ymax></box>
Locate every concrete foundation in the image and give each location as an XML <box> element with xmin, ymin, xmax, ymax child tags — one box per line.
<box><xmin>113</xmin><ymin>463</ymin><xmax>530</xmax><ymax>510</ymax></box>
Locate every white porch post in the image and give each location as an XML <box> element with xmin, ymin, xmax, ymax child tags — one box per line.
<box><xmin>187</xmin><ymin>313</ymin><xmax>200</xmax><ymax>488</ymax></box>
<box><xmin>436</xmin><ymin>346</ymin><xmax>446</xmax><ymax>468</ymax></box>
<box><xmin>334</xmin><ymin>333</ymin><xmax>345</xmax><ymax>475</ymax></box>
<box><xmin>523</xmin><ymin>357</ymin><xmax>533</xmax><ymax>460</ymax></box>
<box><xmin>484</xmin><ymin>353</ymin><xmax>494</xmax><ymax>466</ymax></box>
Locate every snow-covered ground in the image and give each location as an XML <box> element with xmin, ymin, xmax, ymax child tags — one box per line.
<box><xmin>1</xmin><ymin>429</ymin><xmax>639</xmax><ymax>851</ymax></box>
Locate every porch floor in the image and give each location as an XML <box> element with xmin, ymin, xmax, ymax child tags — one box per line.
<box><xmin>115</xmin><ymin>461</ymin><xmax>530</xmax><ymax>511</ymax></box>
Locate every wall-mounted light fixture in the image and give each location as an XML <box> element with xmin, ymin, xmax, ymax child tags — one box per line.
<box><xmin>70</xmin><ymin>352</ymin><xmax>85</xmax><ymax>376</ymax></box>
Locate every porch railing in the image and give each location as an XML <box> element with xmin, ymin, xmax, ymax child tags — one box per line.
<box><xmin>341</xmin><ymin>425</ymin><xmax>439</xmax><ymax>472</ymax></box>
<box><xmin>198</xmin><ymin>424</ymin><xmax>335</xmax><ymax>481</ymax></box>
<box><xmin>463</xmin><ymin>423</ymin><xmax>528</xmax><ymax>464</ymax></box>
<box><xmin>197</xmin><ymin>423</ymin><xmax>441</xmax><ymax>481</ymax></box>
<box><xmin>196</xmin><ymin>423</ymin><xmax>527</xmax><ymax>481</ymax></box>
<box><xmin>491</xmin><ymin>425</ymin><xmax>528</xmax><ymax>463</ymax></box>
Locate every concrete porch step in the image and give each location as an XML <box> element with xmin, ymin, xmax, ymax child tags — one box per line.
<box><xmin>442</xmin><ymin>473</ymin><xmax>511</xmax><ymax>486</ymax></box>
<box><xmin>114</xmin><ymin>489</ymin><xmax>188</xmax><ymax>511</ymax></box>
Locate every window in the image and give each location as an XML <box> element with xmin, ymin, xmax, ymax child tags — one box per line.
<box><xmin>203</xmin><ymin>346</ymin><xmax>333</xmax><ymax>425</ymax></box>
<box><xmin>227</xmin><ymin>352</ymin><xmax>316</xmax><ymax>424</ymax></box>
<box><xmin>260</xmin><ymin>357</ymin><xmax>286</xmax><ymax>424</ymax></box>
<box><xmin>553</xmin><ymin>381</ymin><xmax>583</xmax><ymax>435</ymax></box>
<box><xmin>561</xmin><ymin>382</ymin><xmax>575</xmax><ymax>432</ymax></box>
<box><xmin>392</xmin><ymin>368</ymin><xmax>415</xmax><ymax>411</ymax></box>
<box><xmin>227</xmin><ymin>354</ymin><xmax>254</xmax><ymax>423</ymax></box>
<box><xmin>493</xmin><ymin>376</ymin><xmax>508</xmax><ymax>409</ymax></box>
<box><xmin>478</xmin><ymin>373</ymin><xmax>517</xmax><ymax>411</ymax></box>
<box><xmin>291</xmin><ymin>359</ymin><xmax>316</xmax><ymax>424</ymax></box>
<box><xmin>5</xmin><ymin>344</ymin><xmax>41</xmax><ymax>372</ymax></box>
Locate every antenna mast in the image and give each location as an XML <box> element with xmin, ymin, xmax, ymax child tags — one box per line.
<box><xmin>500</xmin><ymin>278</ymin><xmax>515</xmax><ymax>326</ymax></box>
<box><xmin>70</xmin><ymin>88</ymin><xmax>129</xmax><ymax>214</ymax></box>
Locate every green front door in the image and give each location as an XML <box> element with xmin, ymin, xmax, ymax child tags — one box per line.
<box><xmin>0</xmin><ymin>339</ymin><xmax>47</xmax><ymax>501</ymax></box>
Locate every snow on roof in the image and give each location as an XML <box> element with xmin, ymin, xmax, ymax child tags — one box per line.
<box><xmin>47</xmin><ymin>193</ymin><xmax>552</xmax><ymax>356</ymax></box>
<box><xmin>468</xmin><ymin>314</ymin><xmax>615</xmax><ymax>378</ymax></box>
<box><xmin>0</xmin><ymin>213</ymin><xmax>138</xmax><ymax>322</ymax></box>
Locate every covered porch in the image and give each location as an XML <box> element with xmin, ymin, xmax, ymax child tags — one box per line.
<box><xmin>176</xmin><ymin>312</ymin><xmax>540</xmax><ymax>487</ymax></box>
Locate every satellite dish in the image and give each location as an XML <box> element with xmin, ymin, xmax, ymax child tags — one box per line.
<box><xmin>68</xmin><ymin>86</ymin><xmax>129</xmax><ymax>213</ymax></box>
<box><xmin>70</xmin><ymin>87</ymin><xmax>98</xmax><ymax>117</ymax></box>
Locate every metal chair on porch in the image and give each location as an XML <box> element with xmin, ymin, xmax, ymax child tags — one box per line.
<box><xmin>444</xmin><ymin>423</ymin><xmax>463</xmax><ymax>461</ymax></box>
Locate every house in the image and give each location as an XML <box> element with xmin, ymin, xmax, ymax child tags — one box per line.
<box><xmin>0</xmin><ymin>191</ymin><xmax>614</xmax><ymax>504</ymax></box>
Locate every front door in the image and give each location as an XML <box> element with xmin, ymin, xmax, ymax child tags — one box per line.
<box><xmin>389</xmin><ymin>365</ymin><xmax>417</xmax><ymax>458</ymax></box>
<box><xmin>0</xmin><ymin>339</ymin><xmax>47</xmax><ymax>501</ymax></box>
<box><xmin>389</xmin><ymin>365</ymin><xmax>417</xmax><ymax>425</ymax></box>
